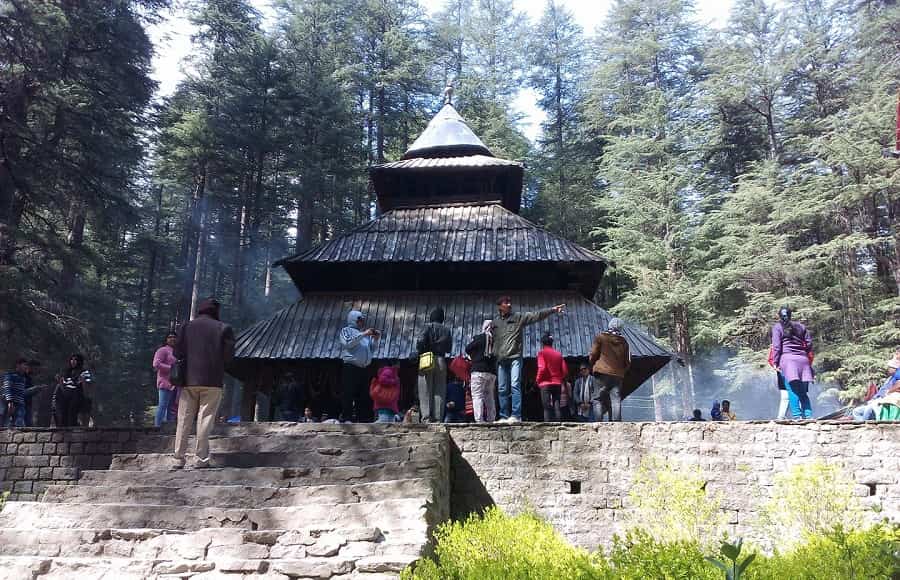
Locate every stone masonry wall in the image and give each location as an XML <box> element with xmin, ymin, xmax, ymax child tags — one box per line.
<box><xmin>0</xmin><ymin>427</ymin><xmax>156</xmax><ymax>501</ymax></box>
<box><xmin>447</xmin><ymin>421</ymin><xmax>900</xmax><ymax>550</ymax></box>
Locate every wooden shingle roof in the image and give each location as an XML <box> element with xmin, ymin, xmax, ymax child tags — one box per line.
<box><xmin>275</xmin><ymin>204</ymin><xmax>604</xmax><ymax>266</ymax></box>
<box><xmin>233</xmin><ymin>290</ymin><xmax>672</xmax><ymax>398</ymax></box>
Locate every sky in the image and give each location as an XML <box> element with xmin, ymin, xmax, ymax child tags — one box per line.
<box><xmin>149</xmin><ymin>0</ymin><xmax>735</xmax><ymax>141</ymax></box>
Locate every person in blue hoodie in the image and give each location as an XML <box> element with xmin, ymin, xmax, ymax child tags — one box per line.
<box><xmin>339</xmin><ymin>310</ymin><xmax>380</xmax><ymax>423</ymax></box>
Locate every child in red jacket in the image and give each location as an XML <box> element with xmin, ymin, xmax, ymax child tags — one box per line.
<box><xmin>370</xmin><ymin>365</ymin><xmax>400</xmax><ymax>423</ymax></box>
<box><xmin>536</xmin><ymin>332</ymin><xmax>569</xmax><ymax>422</ymax></box>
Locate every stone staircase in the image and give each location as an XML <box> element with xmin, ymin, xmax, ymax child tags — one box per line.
<box><xmin>0</xmin><ymin>423</ymin><xmax>449</xmax><ymax>580</ymax></box>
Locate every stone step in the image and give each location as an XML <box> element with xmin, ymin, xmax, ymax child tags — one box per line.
<box><xmin>134</xmin><ymin>431</ymin><xmax>446</xmax><ymax>454</ymax></box>
<box><xmin>42</xmin><ymin>478</ymin><xmax>432</xmax><ymax>508</ymax></box>
<box><xmin>0</xmin><ymin>554</ymin><xmax>415</xmax><ymax>580</ymax></box>
<box><xmin>0</xmin><ymin>499</ymin><xmax>432</xmax><ymax>532</ymax></box>
<box><xmin>200</xmin><ymin>421</ymin><xmax>434</xmax><ymax>437</ymax></box>
<box><xmin>79</xmin><ymin>459</ymin><xmax>443</xmax><ymax>488</ymax></box>
<box><xmin>0</xmin><ymin>526</ymin><xmax>423</xmax><ymax>564</ymax></box>
<box><xmin>109</xmin><ymin>443</ymin><xmax>443</xmax><ymax>470</ymax></box>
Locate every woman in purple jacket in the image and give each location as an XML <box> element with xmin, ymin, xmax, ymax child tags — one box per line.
<box><xmin>771</xmin><ymin>306</ymin><xmax>813</xmax><ymax>419</ymax></box>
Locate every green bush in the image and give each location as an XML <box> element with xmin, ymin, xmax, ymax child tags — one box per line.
<box><xmin>757</xmin><ymin>460</ymin><xmax>863</xmax><ymax>548</ymax></box>
<box><xmin>604</xmin><ymin>530</ymin><xmax>721</xmax><ymax>579</ymax></box>
<box><xmin>400</xmin><ymin>507</ymin><xmax>607</xmax><ymax>580</ymax></box>
<box><xmin>0</xmin><ymin>491</ymin><xmax>7</xmax><ymax>511</ymax></box>
<box><xmin>747</xmin><ymin>524</ymin><xmax>900</xmax><ymax>580</ymax></box>
<box><xmin>627</xmin><ymin>455</ymin><xmax>725</xmax><ymax>546</ymax></box>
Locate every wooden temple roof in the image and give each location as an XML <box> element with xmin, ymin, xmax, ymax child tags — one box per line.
<box><xmin>277</xmin><ymin>204</ymin><xmax>603</xmax><ymax>266</ymax></box>
<box><xmin>232</xmin><ymin>290</ymin><xmax>671</xmax><ymax>398</ymax></box>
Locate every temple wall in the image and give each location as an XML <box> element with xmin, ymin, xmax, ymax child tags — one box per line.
<box><xmin>447</xmin><ymin>421</ymin><xmax>900</xmax><ymax>550</ymax></box>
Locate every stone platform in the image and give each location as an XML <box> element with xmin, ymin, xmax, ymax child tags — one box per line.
<box><xmin>2</xmin><ymin>420</ymin><xmax>899</xmax><ymax>578</ymax></box>
<box><xmin>0</xmin><ymin>423</ymin><xmax>449</xmax><ymax>580</ymax></box>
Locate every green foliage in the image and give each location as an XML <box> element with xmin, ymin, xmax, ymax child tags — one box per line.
<box><xmin>605</xmin><ymin>530</ymin><xmax>721</xmax><ymax>580</ymax></box>
<box><xmin>627</xmin><ymin>456</ymin><xmax>726</xmax><ymax>546</ymax></box>
<box><xmin>0</xmin><ymin>491</ymin><xmax>7</xmax><ymax>511</ymax></box>
<box><xmin>706</xmin><ymin>538</ymin><xmax>756</xmax><ymax>580</ymax></box>
<box><xmin>747</xmin><ymin>524</ymin><xmax>900</xmax><ymax>580</ymax></box>
<box><xmin>758</xmin><ymin>460</ymin><xmax>862</xmax><ymax>547</ymax></box>
<box><xmin>401</xmin><ymin>507</ymin><xmax>606</xmax><ymax>580</ymax></box>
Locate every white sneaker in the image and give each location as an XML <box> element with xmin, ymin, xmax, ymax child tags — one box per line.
<box><xmin>506</xmin><ymin>416</ymin><xmax>521</xmax><ymax>423</ymax></box>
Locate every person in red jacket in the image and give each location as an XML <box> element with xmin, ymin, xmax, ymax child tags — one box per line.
<box><xmin>536</xmin><ymin>332</ymin><xmax>569</xmax><ymax>422</ymax></box>
<box><xmin>370</xmin><ymin>365</ymin><xmax>401</xmax><ymax>423</ymax></box>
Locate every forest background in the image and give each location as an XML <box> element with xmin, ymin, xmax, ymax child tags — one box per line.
<box><xmin>1</xmin><ymin>0</ymin><xmax>898</xmax><ymax>423</ymax></box>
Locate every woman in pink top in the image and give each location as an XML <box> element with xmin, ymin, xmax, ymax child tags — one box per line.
<box><xmin>152</xmin><ymin>333</ymin><xmax>178</xmax><ymax>427</ymax></box>
<box><xmin>536</xmin><ymin>332</ymin><xmax>569</xmax><ymax>422</ymax></box>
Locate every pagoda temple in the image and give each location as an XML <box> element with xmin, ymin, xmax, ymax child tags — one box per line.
<box><xmin>231</xmin><ymin>103</ymin><xmax>672</xmax><ymax>418</ymax></box>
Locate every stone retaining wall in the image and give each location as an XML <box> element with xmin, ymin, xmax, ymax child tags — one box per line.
<box><xmin>0</xmin><ymin>427</ymin><xmax>156</xmax><ymax>501</ymax></box>
<box><xmin>447</xmin><ymin>421</ymin><xmax>900</xmax><ymax>550</ymax></box>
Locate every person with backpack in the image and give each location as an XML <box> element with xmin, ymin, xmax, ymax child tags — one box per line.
<box><xmin>589</xmin><ymin>318</ymin><xmax>631</xmax><ymax>422</ymax></box>
<box><xmin>415</xmin><ymin>308</ymin><xmax>452</xmax><ymax>423</ymax></box>
<box><xmin>771</xmin><ymin>306</ymin><xmax>814</xmax><ymax>420</ymax></box>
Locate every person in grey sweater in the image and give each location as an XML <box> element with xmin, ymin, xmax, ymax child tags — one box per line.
<box><xmin>493</xmin><ymin>296</ymin><xmax>565</xmax><ymax>423</ymax></box>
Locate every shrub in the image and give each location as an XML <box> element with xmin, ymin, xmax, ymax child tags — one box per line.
<box><xmin>747</xmin><ymin>523</ymin><xmax>900</xmax><ymax>580</ymax></box>
<box><xmin>627</xmin><ymin>456</ymin><xmax>726</xmax><ymax>546</ymax></box>
<box><xmin>401</xmin><ymin>507</ymin><xmax>607</xmax><ymax>580</ymax></box>
<box><xmin>604</xmin><ymin>530</ymin><xmax>721</xmax><ymax>579</ymax></box>
<box><xmin>0</xmin><ymin>491</ymin><xmax>7</xmax><ymax>511</ymax></box>
<box><xmin>757</xmin><ymin>460</ymin><xmax>862</xmax><ymax>548</ymax></box>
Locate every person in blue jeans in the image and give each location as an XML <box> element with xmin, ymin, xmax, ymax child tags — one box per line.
<box><xmin>771</xmin><ymin>306</ymin><xmax>814</xmax><ymax>419</ymax></box>
<box><xmin>492</xmin><ymin>296</ymin><xmax>565</xmax><ymax>423</ymax></box>
<box><xmin>2</xmin><ymin>358</ymin><xmax>30</xmax><ymax>428</ymax></box>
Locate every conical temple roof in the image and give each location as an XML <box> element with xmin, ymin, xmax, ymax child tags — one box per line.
<box><xmin>403</xmin><ymin>104</ymin><xmax>493</xmax><ymax>159</ymax></box>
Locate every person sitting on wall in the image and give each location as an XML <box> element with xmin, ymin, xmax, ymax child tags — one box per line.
<box><xmin>298</xmin><ymin>407</ymin><xmax>318</xmax><ymax>423</ymax></box>
<box><xmin>721</xmin><ymin>399</ymin><xmax>737</xmax><ymax>421</ymax></box>
<box><xmin>444</xmin><ymin>378</ymin><xmax>467</xmax><ymax>423</ymax></box>
<box><xmin>689</xmin><ymin>409</ymin><xmax>705</xmax><ymax>421</ymax></box>
<box><xmin>493</xmin><ymin>296</ymin><xmax>566</xmax><ymax>423</ymax></box>
<box><xmin>338</xmin><ymin>310</ymin><xmax>379</xmax><ymax>423</ymax></box>
<box><xmin>589</xmin><ymin>318</ymin><xmax>631</xmax><ymax>422</ymax></box>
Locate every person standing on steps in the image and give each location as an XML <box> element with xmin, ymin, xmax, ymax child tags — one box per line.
<box><xmin>771</xmin><ymin>306</ymin><xmax>814</xmax><ymax>420</ymax></box>
<box><xmin>416</xmin><ymin>307</ymin><xmax>453</xmax><ymax>423</ymax></box>
<box><xmin>589</xmin><ymin>318</ymin><xmax>631</xmax><ymax>422</ymax></box>
<box><xmin>493</xmin><ymin>296</ymin><xmax>566</xmax><ymax>423</ymax></box>
<box><xmin>339</xmin><ymin>310</ymin><xmax>379</xmax><ymax>423</ymax></box>
<box><xmin>172</xmin><ymin>297</ymin><xmax>235</xmax><ymax>469</ymax></box>
<box><xmin>152</xmin><ymin>332</ymin><xmax>178</xmax><ymax>427</ymax></box>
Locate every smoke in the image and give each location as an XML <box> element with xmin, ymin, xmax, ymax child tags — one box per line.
<box><xmin>622</xmin><ymin>348</ymin><xmax>842</xmax><ymax>421</ymax></box>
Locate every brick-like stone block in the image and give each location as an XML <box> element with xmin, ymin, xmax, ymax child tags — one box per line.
<box><xmin>13</xmin><ymin>455</ymin><xmax>49</xmax><ymax>468</ymax></box>
<box><xmin>13</xmin><ymin>481</ymin><xmax>32</xmax><ymax>493</ymax></box>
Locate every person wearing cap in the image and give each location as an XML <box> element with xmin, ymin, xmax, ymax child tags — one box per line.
<box><xmin>589</xmin><ymin>318</ymin><xmax>631</xmax><ymax>422</ymax></box>
<box><xmin>172</xmin><ymin>297</ymin><xmax>235</xmax><ymax>469</ymax></box>
<box><xmin>152</xmin><ymin>332</ymin><xmax>178</xmax><ymax>427</ymax></box>
<box><xmin>493</xmin><ymin>296</ymin><xmax>565</xmax><ymax>423</ymax></box>
<box><xmin>339</xmin><ymin>309</ymin><xmax>380</xmax><ymax>422</ymax></box>
<box><xmin>536</xmin><ymin>332</ymin><xmax>569</xmax><ymax>422</ymax></box>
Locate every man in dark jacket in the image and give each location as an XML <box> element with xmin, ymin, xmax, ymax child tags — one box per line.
<box><xmin>173</xmin><ymin>297</ymin><xmax>235</xmax><ymax>469</ymax></box>
<box><xmin>416</xmin><ymin>308</ymin><xmax>453</xmax><ymax>422</ymax></box>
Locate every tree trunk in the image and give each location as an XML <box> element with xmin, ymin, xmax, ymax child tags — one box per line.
<box><xmin>59</xmin><ymin>201</ymin><xmax>86</xmax><ymax>290</ymax></box>
<box><xmin>179</xmin><ymin>165</ymin><xmax>207</xmax><ymax>324</ymax></box>
<box><xmin>672</xmin><ymin>303</ymin><xmax>694</xmax><ymax>416</ymax></box>
<box><xmin>189</xmin><ymin>194</ymin><xmax>208</xmax><ymax>320</ymax></box>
